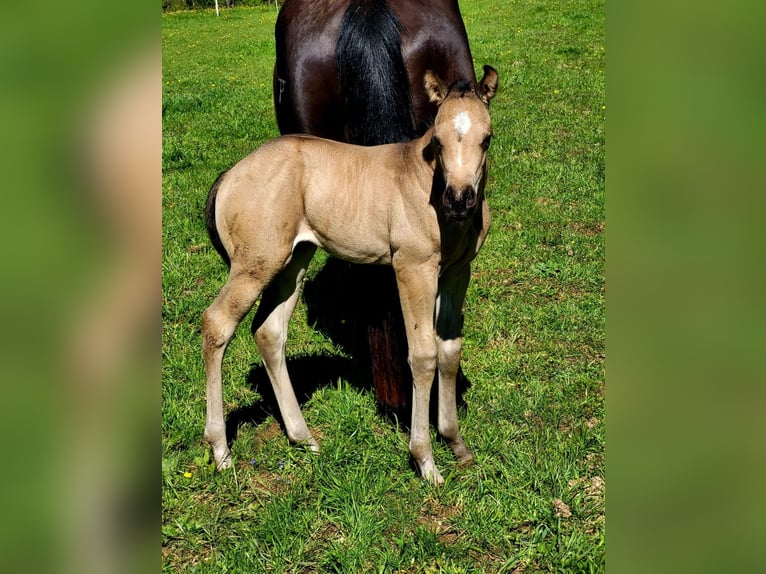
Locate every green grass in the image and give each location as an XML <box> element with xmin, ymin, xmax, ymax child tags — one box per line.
<box><xmin>162</xmin><ymin>1</ymin><xmax>604</xmax><ymax>571</ymax></box>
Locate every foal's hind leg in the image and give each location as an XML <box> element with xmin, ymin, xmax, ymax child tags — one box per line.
<box><xmin>435</xmin><ymin>267</ymin><xmax>473</xmax><ymax>463</ymax></box>
<box><xmin>251</xmin><ymin>243</ymin><xmax>319</xmax><ymax>451</ymax></box>
<box><xmin>202</xmin><ymin>271</ymin><xmax>265</xmax><ymax>469</ymax></box>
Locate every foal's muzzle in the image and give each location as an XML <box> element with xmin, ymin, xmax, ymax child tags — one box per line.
<box><xmin>443</xmin><ymin>185</ymin><xmax>477</xmax><ymax>220</ymax></box>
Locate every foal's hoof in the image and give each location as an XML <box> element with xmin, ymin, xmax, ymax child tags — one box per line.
<box><xmin>305</xmin><ymin>437</ymin><xmax>320</xmax><ymax>453</ymax></box>
<box><xmin>214</xmin><ymin>451</ymin><xmax>232</xmax><ymax>470</ymax></box>
<box><xmin>417</xmin><ymin>459</ymin><xmax>445</xmax><ymax>486</ymax></box>
<box><xmin>426</xmin><ymin>466</ymin><xmax>445</xmax><ymax>486</ymax></box>
<box><xmin>207</xmin><ymin>439</ymin><xmax>232</xmax><ymax>470</ymax></box>
<box><xmin>451</xmin><ymin>442</ymin><xmax>474</xmax><ymax>465</ymax></box>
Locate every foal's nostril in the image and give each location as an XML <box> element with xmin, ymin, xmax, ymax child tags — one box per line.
<box><xmin>443</xmin><ymin>186</ymin><xmax>458</xmax><ymax>208</ymax></box>
<box><xmin>464</xmin><ymin>187</ymin><xmax>477</xmax><ymax>208</ymax></box>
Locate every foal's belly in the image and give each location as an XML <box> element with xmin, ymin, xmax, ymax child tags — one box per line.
<box><xmin>293</xmin><ymin>224</ymin><xmax>392</xmax><ymax>265</ymax></box>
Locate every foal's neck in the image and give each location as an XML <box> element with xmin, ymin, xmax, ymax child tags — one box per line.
<box><xmin>404</xmin><ymin>129</ymin><xmax>437</xmax><ymax>183</ymax></box>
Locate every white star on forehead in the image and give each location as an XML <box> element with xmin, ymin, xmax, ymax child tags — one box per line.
<box><xmin>453</xmin><ymin>111</ymin><xmax>472</xmax><ymax>137</ymax></box>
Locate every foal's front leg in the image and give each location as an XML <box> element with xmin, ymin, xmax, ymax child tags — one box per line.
<box><xmin>393</xmin><ymin>256</ymin><xmax>442</xmax><ymax>484</ymax></box>
<box><xmin>436</xmin><ymin>266</ymin><xmax>473</xmax><ymax>463</ymax></box>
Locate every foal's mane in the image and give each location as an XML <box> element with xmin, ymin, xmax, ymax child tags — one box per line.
<box><xmin>446</xmin><ymin>78</ymin><xmax>482</xmax><ymax>100</ymax></box>
<box><xmin>447</xmin><ymin>78</ymin><xmax>478</xmax><ymax>98</ymax></box>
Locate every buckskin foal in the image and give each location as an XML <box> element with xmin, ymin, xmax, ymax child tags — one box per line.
<box><xmin>202</xmin><ymin>67</ymin><xmax>498</xmax><ymax>484</ymax></box>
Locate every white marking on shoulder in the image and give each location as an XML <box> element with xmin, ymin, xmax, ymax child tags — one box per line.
<box><xmin>453</xmin><ymin>111</ymin><xmax>472</xmax><ymax>136</ymax></box>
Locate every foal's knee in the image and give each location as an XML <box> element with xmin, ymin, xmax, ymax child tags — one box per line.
<box><xmin>408</xmin><ymin>342</ymin><xmax>438</xmax><ymax>381</ymax></box>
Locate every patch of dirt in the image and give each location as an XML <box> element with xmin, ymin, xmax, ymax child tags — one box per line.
<box><xmin>567</xmin><ymin>475</ymin><xmax>604</xmax><ymax>499</ymax></box>
<box><xmin>535</xmin><ymin>196</ymin><xmax>560</xmax><ymax>207</ymax></box>
<box><xmin>417</xmin><ymin>496</ymin><xmax>464</xmax><ymax>545</ymax></box>
<box><xmin>162</xmin><ymin>540</ymin><xmax>214</xmax><ymax>570</ymax></box>
<box><xmin>552</xmin><ymin>498</ymin><xmax>572</xmax><ymax>518</ymax></box>
<box><xmin>585</xmin><ymin>451</ymin><xmax>604</xmax><ymax>472</ymax></box>
<box><xmin>557</xmin><ymin>420</ymin><xmax>573</xmax><ymax>434</ymax></box>
<box><xmin>568</xmin><ymin>221</ymin><xmax>605</xmax><ymax>236</ymax></box>
<box><xmin>565</xmin><ymin>473</ymin><xmax>605</xmax><ymax>537</ymax></box>
<box><xmin>587</xmin><ymin>476</ymin><xmax>605</xmax><ymax>497</ymax></box>
<box><xmin>310</xmin><ymin>521</ymin><xmax>342</xmax><ymax>544</ymax></box>
<box><xmin>242</xmin><ymin>469</ymin><xmax>294</xmax><ymax>498</ymax></box>
<box><xmin>254</xmin><ymin>421</ymin><xmax>283</xmax><ymax>444</ymax></box>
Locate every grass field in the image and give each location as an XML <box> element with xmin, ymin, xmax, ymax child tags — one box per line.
<box><xmin>162</xmin><ymin>1</ymin><xmax>604</xmax><ymax>571</ymax></box>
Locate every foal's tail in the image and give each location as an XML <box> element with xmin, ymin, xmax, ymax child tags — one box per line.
<box><xmin>336</xmin><ymin>0</ymin><xmax>415</xmax><ymax>145</ymax></box>
<box><xmin>204</xmin><ymin>171</ymin><xmax>230</xmax><ymax>267</ymax></box>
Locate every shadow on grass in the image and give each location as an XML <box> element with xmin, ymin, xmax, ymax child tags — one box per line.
<box><xmin>224</xmin><ymin>351</ymin><xmax>471</xmax><ymax>447</ymax></box>
<box><xmin>225</xmin><ymin>354</ymin><xmax>363</xmax><ymax>445</ymax></box>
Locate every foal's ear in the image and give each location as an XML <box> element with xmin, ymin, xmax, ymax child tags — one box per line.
<box><xmin>478</xmin><ymin>65</ymin><xmax>499</xmax><ymax>104</ymax></box>
<box><xmin>424</xmin><ymin>70</ymin><xmax>448</xmax><ymax>105</ymax></box>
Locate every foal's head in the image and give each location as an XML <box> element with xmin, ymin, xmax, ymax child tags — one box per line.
<box><xmin>424</xmin><ymin>66</ymin><xmax>498</xmax><ymax>220</ymax></box>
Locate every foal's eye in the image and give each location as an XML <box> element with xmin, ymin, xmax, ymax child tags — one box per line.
<box><xmin>431</xmin><ymin>137</ymin><xmax>442</xmax><ymax>151</ymax></box>
<box><xmin>481</xmin><ymin>134</ymin><xmax>493</xmax><ymax>151</ymax></box>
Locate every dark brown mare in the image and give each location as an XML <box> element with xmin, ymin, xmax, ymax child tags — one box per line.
<box><xmin>273</xmin><ymin>0</ymin><xmax>477</xmax><ymax>414</ymax></box>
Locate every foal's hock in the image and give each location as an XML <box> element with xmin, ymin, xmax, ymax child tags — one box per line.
<box><xmin>202</xmin><ymin>67</ymin><xmax>498</xmax><ymax>484</ymax></box>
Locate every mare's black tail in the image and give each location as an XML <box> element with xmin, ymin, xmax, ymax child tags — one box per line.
<box><xmin>332</xmin><ymin>0</ymin><xmax>417</xmax><ymax>414</ymax></box>
<box><xmin>336</xmin><ymin>0</ymin><xmax>415</xmax><ymax>145</ymax></box>
<box><xmin>204</xmin><ymin>171</ymin><xmax>230</xmax><ymax>267</ymax></box>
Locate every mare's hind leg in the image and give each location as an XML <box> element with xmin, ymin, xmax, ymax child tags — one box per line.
<box><xmin>252</xmin><ymin>243</ymin><xmax>319</xmax><ymax>451</ymax></box>
<box><xmin>202</xmin><ymin>271</ymin><xmax>265</xmax><ymax>469</ymax></box>
<box><xmin>436</xmin><ymin>267</ymin><xmax>473</xmax><ymax>463</ymax></box>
